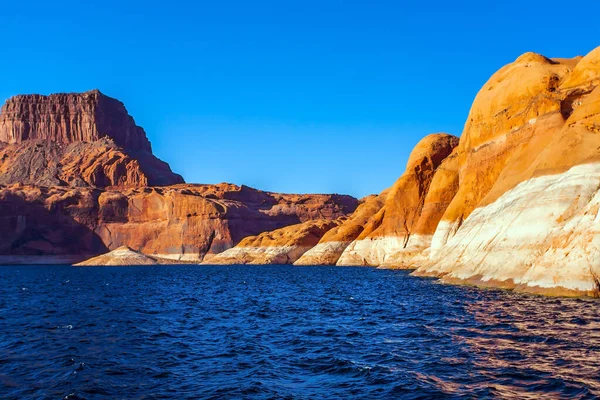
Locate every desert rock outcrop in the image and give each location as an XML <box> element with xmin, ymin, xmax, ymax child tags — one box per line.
<box><xmin>413</xmin><ymin>46</ymin><xmax>600</xmax><ymax>296</ymax></box>
<box><xmin>335</xmin><ymin>133</ymin><xmax>459</xmax><ymax>267</ymax></box>
<box><xmin>207</xmin><ymin>219</ymin><xmax>342</xmax><ymax>265</ymax></box>
<box><xmin>0</xmin><ymin>183</ymin><xmax>357</xmax><ymax>264</ymax></box>
<box><xmin>0</xmin><ymin>90</ymin><xmax>183</xmax><ymax>187</ymax></box>
<box><xmin>0</xmin><ymin>90</ymin><xmax>151</xmax><ymax>151</ymax></box>
<box><xmin>294</xmin><ymin>193</ymin><xmax>388</xmax><ymax>265</ymax></box>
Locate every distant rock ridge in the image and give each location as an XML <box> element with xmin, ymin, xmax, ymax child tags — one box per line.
<box><xmin>0</xmin><ymin>90</ymin><xmax>183</xmax><ymax>187</ymax></box>
<box><xmin>0</xmin><ymin>183</ymin><xmax>358</xmax><ymax>264</ymax></box>
<box><xmin>0</xmin><ymin>90</ymin><xmax>151</xmax><ymax>152</ymax></box>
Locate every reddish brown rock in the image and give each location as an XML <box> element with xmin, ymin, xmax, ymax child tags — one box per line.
<box><xmin>0</xmin><ymin>139</ymin><xmax>183</xmax><ymax>188</ymax></box>
<box><xmin>0</xmin><ymin>183</ymin><xmax>358</xmax><ymax>264</ymax></box>
<box><xmin>294</xmin><ymin>192</ymin><xmax>388</xmax><ymax>265</ymax></box>
<box><xmin>0</xmin><ymin>90</ymin><xmax>183</xmax><ymax>187</ymax></box>
<box><xmin>0</xmin><ymin>90</ymin><xmax>151</xmax><ymax>151</ymax></box>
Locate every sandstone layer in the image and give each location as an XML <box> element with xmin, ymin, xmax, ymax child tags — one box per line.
<box><xmin>0</xmin><ymin>183</ymin><xmax>357</xmax><ymax>264</ymax></box>
<box><xmin>0</xmin><ymin>139</ymin><xmax>183</xmax><ymax>187</ymax></box>
<box><xmin>207</xmin><ymin>219</ymin><xmax>342</xmax><ymax>265</ymax></box>
<box><xmin>335</xmin><ymin>133</ymin><xmax>459</xmax><ymax>267</ymax></box>
<box><xmin>411</xmin><ymin>47</ymin><xmax>600</xmax><ymax>296</ymax></box>
<box><xmin>294</xmin><ymin>193</ymin><xmax>388</xmax><ymax>265</ymax></box>
<box><xmin>0</xmin><ymin>90</ymin><xmax>151</xmax><ymax>151</ymax></box>
<box><xmin>0</xmin><ymin>90</ymin><xmax>183</xmax><ymax>187</ymax></box>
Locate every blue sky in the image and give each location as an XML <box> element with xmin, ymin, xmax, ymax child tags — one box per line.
<box><xmin>1</xmin><ymin>1</ymin><xmax>599</xmax><ymax>197</ymax></box>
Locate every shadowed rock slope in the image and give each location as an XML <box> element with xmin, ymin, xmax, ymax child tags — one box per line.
<box><xmin>0</xmin><ymin>183</ymin><xmax>357</xmax><ymax>264</ymax></box>
<box><xmin>0</xmin><ymin>90</ymin><xmax>183</xmax><ymax>187</ymax></box>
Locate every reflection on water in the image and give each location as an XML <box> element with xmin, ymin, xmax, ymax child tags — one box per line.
<box><xmin>0</xmin><ymin>265</ymin><xmax>598</xmax><ymax>399</ymax></box>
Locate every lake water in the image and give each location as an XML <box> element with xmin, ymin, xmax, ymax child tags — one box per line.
<box><xmin>1</xmin><ymin>265</ymin><xmax>599</xmax><ymax>399</ymax></box>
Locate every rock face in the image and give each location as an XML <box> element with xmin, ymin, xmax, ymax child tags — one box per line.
<box><xmin>207</xmin><ymin>219</ymin><xmax>342</xmax><ymax>265</ymax></box>
<box><xmin>291</xmin><ymin>47</ymin><xmax>600</xmax><ymax>296</ymax></box>
<box><xmin>0</xmin><ymin>183</ymin><xmax>357</xmax><ymax>264</ymax></box>
<box><xmin>335</xmin><ymin>133</ymin><xmax>459</xmax><ymax>266</ymax></box>
<box><xmin>411</xmin><ymin>47</ymin><xmax>600</xmax><ymax>296</ymax></box>
<box><xmin>0</xmin><ymin>90</ymin><xmax>183</xmax><ymax>187</ymax></box>
<box><xmin>294</xmin><ymin>193</ymin><xmax>388</xmax><ymax>265</ymax></box>
<box><xmin>0</xmin><ymin>90</ymin><xmax>151</xmax><ymax>151</ymax></box>
<box><xmin>0</xmin><ymin>90</ymin><xmax>358</xmax><ymax>265</ymax></box>
<box><xmin>75</xmin><ymin>246</ymin><xmax>158</xmax><ymax>266</ymax></box>
<box><xmin>0</xmin><ymin>139</ymin><xmax>183</xmax><ymax>187</ymax></box>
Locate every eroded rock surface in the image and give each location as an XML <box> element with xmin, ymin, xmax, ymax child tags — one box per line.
<box><xmin>413</xmin><ymin>47</ymin><xmax>600</xmax><ymax>296</ymax></box>
<box><xmin>0</xmin><ymin>90</ymin><xmax>151</xmax><ymax>151</ymax></box>
<box><xmin>207</xmin><ymin>219</ymin><xmax>342</xmax><ymax>265</ymax></box>
<box><xmin>75</xmin><ymin>246</ymin><xmax>158</xmax><ymax>266</ymax></box>
<box><xmin>335</xmin><ymin>133</ymin><xmax>459</xmax><ymax>267</ymax></box>
<box><xmin>0</xmin><ymin>90</ymin><xmax>183</xmax><ymax>187</ymax></box>
<box><xmin>0</xmin><ymin>183</ymin><xmax>357</xmax><ymax>263</ymax></box>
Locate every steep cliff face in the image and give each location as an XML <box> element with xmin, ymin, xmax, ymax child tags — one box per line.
<box><xmin>0</xmin><ymin>90</ymin><xmax>151</xmax><ymax>151</ymax></box>
<box><xmin>207</xmin><ymin>219</ymin><xmax>342</xmax><ymax>265</ymax></box>
<box><xmin>335</xmin><ymin>133</ymin><xmax>459</xmax><ymax>266</ymax></box>
<box><xmin>0</xmin><ymin>183</ymin><xmax>358</xmax><ymax>264</ymax></box>
<box><xmin>0</xmin><ymin>90</ymin><xmax>183</xmax><ymax>187</ymax></box>
<box><xmin>414</xmin><ymin>46</ymin><xmax>600</xmax><ymax>296</ymax></box>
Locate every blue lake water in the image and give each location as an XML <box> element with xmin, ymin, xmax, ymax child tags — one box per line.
<box><xmin>1</xmin><ymin>265</ymin><xmax>599</xmax><ymax>399</ymax></box>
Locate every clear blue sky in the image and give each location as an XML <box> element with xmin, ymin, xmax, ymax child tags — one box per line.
<box><xmin>1</xmin><ymin>1</ymin><xmax>599</xmax><ymax>197</ymax></box>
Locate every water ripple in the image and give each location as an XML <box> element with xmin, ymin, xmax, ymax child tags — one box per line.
<box><xmin>0</xmin><ymin>265</ymin><xmax>599</xmax><ymax>399</ymax></box>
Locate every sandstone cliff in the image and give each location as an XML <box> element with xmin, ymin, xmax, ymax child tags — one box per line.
<box><xmin>335</xmin><ymin>133</ymin><xmax>459</xmax><ymax>267</ymax></box>
<box><xmin>293</xmin><ymin>193</ymin><xmax>388</xmax><ymax>265</ymax></box>
<box><xmin>413</xmin><ymin>46</ymin><xmax>600</xmax><ymax>296</ymax></box>
<box><xmin>0</xmin><ymin>90</ymin><xmax>151</xmax><ymax>151</ymax></box>
<box><xmin>0</xmin><ymin>90</ymin><xmax>183</xmax><ymax>187</ymax></box>
<box><xmin>0</xmin><ymin>183</ymin><xmax>357</xmax><ymax>264</ymax></box>
<box><xmin>290</xmin><ymin>47</ymin><xmax>600</xmax><ymax>296</ymax></box>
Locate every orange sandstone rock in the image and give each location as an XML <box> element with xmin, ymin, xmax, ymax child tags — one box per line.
<box><xmin>0</xmin><ymin>183</ymin><xmax>357</xmax><ymax>264</ymax></box>
<box><xmin>206</xmin><ymin>219</ymin><xmax>342</xmax><ymax>265</ymax></box>
<box><xmin>336</xmin><ymin>133</ymin><xmax>459</xmax><ymax>266</ymax></box>
<box><xmin>294</xmin><ymin>193</ymin><xmax>388</xmax><ymax>265</ymax></box>
<box><xmin>415</xmin><ymin>46</ymin><xmax>600</xmax><ymax>296</ymax></box>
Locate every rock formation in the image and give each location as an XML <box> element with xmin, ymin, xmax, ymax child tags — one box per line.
<box><xmin>207</xmin><ymin>219</ymin><xmax>342</xmax><ymax>264</ymax></box>
<box><xmin>0</xmin><ymin>90</ymin><xmax>151</xmax><ymax>151</ymax></box>
<box><xmin>0</xmin><ymin>90</ymin><xmax>183</xmax><ymax>187</ymax></box>
<box><xmin>294</xmin><ymin>46</ymin><xmax>600</xmax><ymax>296</ymax></box>
<box><xmin>335</xmin><ymin>133</ymin><xmax>459</xmax><ymax>266</ymax></box>
<box><xmin>4</xmin><ymin>46</ymin><xmax>600</xmax><ymax>298</ymax></box>
<box><xmin>413</xmin><ymin>47</ymin><xmax>600</xmax><ymax>296</ymax></box>
<box><xmin>0</xmin><ymin>183</ymin><xmax>357</xmax><ymax>264</ymax></box>
<box><xmin>294</xmin><ymin>193</ymin><xmax>388</xmax><ymax>265</ymax></box>
<box><xmin>0</xmin><ymin>90</ymin><xmax>358</xmax><ymax>264</ymax></box>
<box><xmin>74</xmin><ymin>246</ymin><xmax>159</xmax><ymax>266</ymax></box>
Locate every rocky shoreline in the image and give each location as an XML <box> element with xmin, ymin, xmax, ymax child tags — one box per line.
<box><xmin>2</xmin><ymin>47</ymin><xmax>600</xmax><ymax>296</ymax></box>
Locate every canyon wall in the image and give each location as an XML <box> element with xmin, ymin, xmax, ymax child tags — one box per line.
<box><xmin>0</xmin><ymin>90</ymin><xmax>183</xmax><ymax>187</ymax></box>
<box><xmin>224</xmin><ymin>47</ymin><xmax>600</xmax><ymax>296</ymax></box>
<box><xmin>413</xmin><ymin>47</ymin><xmax>600</xmax><ymax>296</ymax></box>
<box><xmin>0</xmin><ymin>91</ymin><xmax>357</xmax><ymax>264</ymax></box>
<box><xmin>0</xmin><ymin>90</ymin><xmax>151</xmax><ymax>151</ymax></box>
<box><xmin>0</xmin><ymin>183</ymin><xmax>357</xmax><ymax>263</ymax></box>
